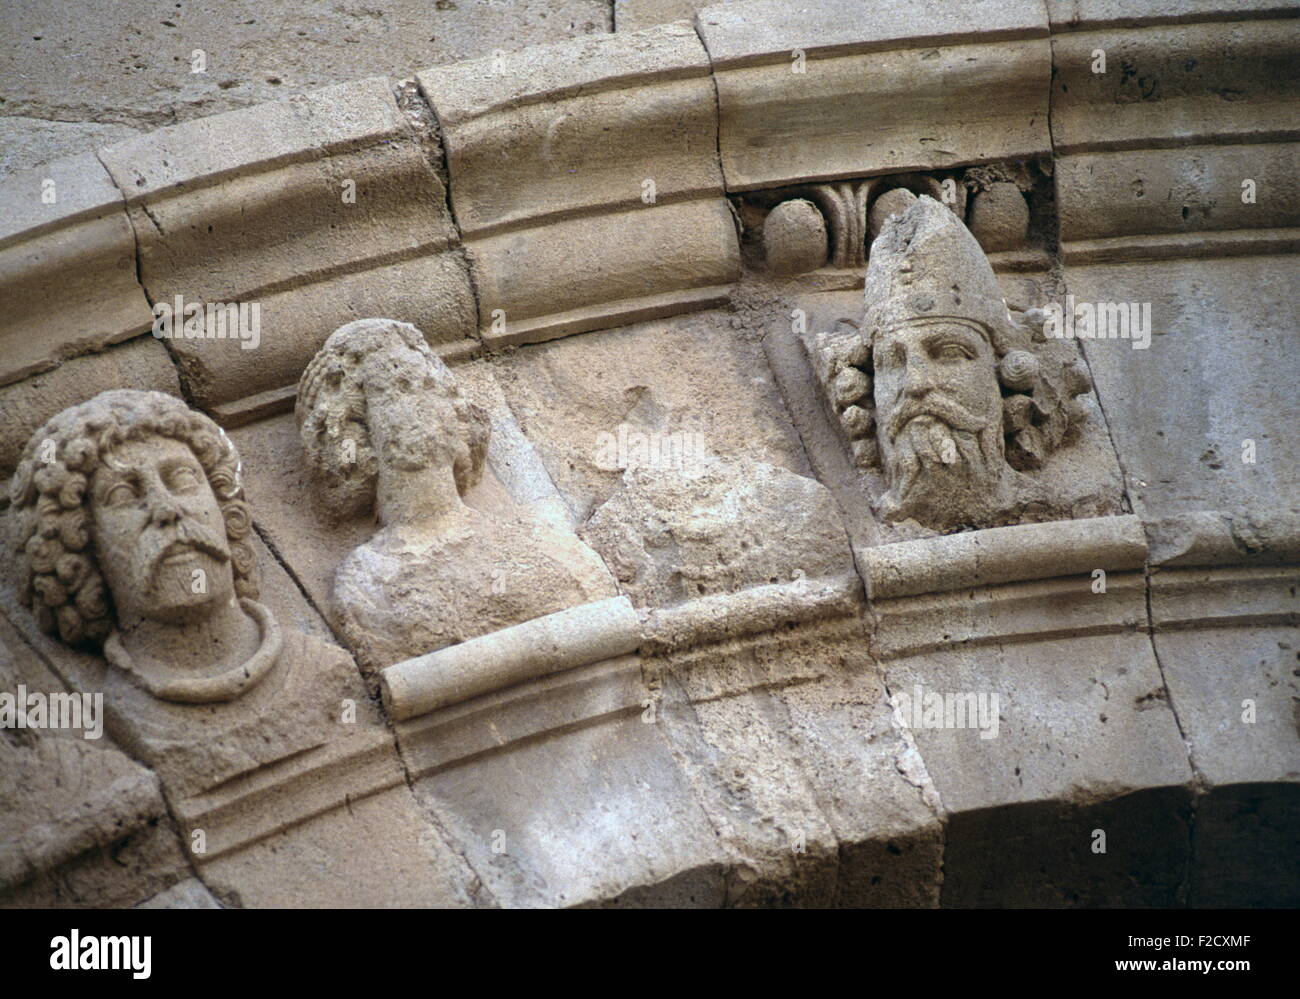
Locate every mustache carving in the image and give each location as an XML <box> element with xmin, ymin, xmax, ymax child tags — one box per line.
<box><xmin>140</xmin><ymin>518</ymin><xmax>231</xmax><ymax>586</ymax></box>
<box><xmin>887</xmin><ymin>393</ymin><xmax>987</xmax><ymax>441</ymax></box>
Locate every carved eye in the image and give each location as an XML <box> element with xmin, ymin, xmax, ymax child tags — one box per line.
<box><xmin>168</xmin><ymin>465</ymin><xmax>202</xmax><ymax>493</ymax></box>
<box><xmin>934</xmin><ymin>341</ymin><xmax>974</xmax><ymax>362</ymax></box>
<box><xmin>102</xmin><ymin>481</ymin><xmax>137</xmax><ymax>507</ymax></box>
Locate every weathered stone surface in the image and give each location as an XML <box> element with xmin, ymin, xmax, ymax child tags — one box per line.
<box><xmin>648</xmin><ymin>621</ymin><xmax>943</xmax><ymax>907</ymax></box>
<box><xmin>0</xmin><ymin>615</ymin><xmax>190</xmax><ymax>908</ymax></box>
<box><xmin>698</xmin><ymin>0</ymin><xmax>1052</xmax><ymax>191</ymax></box>
<box><xmin>1065</xmin><ymin>257</ymin><xmax>1299</xmax><ymax>521</ymax></box>
<box><xmin>969</xmin><ymin>181</ymin><xmax>1030</xmax><ymax>252</ymax></box>
<box><xmin>763</xmin><ymin>199</ymin><xmax>829</xmax><ymax>275</ymax></box>
<box><xmin>874</xmin><ymin>572</ymin><xmax>1194</xmax><ymax>906</ymax></box>
<box><xmin>1049</xmin><ymin>17</ymin><xmax>1299</xmax><ymax>155</ymax></box>
<box><xmin>496</xmin><ymin>309</ymin><xmax>811</xmax><ymax>523</ymax></box>
<box><xmin>0</xmin><ymin>336</ymin><xmax>180</xmax><ymax>482</ymax></box>
<box><xmin>1058</xmin><ymin>144</ymin><xmax>1300</xmax><ymax>252</ymax></box>
<box><xmin>1149</xmin><ymin>567</ymin><xmax>1298</xmax><ymax>787</ymax></box>
<box><xmin>583</xmin><ymin>458</ymin><xmax>854</xmax><ymax>606</ymax></box>
<box><xmin>3</xmin><ymin>389</ymin><xmax>481</xmax><ymax>906</ymax></box>
<box><xmin>1051</xmin><ymin>7</ymin><xmax>1300</xmax><ymax>267</ymax></box>
<box><xmin>861</xmin><ymin>515</ymin><xmax>1146</xmax><ymax>599</ymax></box>
<box><xmin>0</xmin><ymin>153</ymin><xmax>153</xmax><ymax>387</ymax></box>
<box><xmin>421</xmin><ymin>24</ymin><xmax>720</xmax><ymax>235</ymax></box>
<box><xmin>800</xmin><ymin>196</ymin><xmax>1122</xmax><ymax>535</ymax></box>
<box><xmin>467</xmin><ymin>201</ymin><xmax>741</xmax><ymax>348</ymax></box>
<box><xmin>296</xmin><ymin>319</ymin><xmax>617</xmax><ymax>672</ymax></box>
<box><xmin>578</xmin><ymin>452</ymin><xmax>943</xmax><ymax>905</ymax></box>
<box><xmin>1147</xmin><ymin>553</ymin><xmax>1300</xmax><ymax>907</ymax></box>
<box><xmin>3</xmin><ymin>0</ymin><xmax>1296</xmax><ymax>912</ymax></box>
<box><xmin>421</xmin><ymin>25</ymin><xmax>738</xmax><ymax>344</ymax></box>
<box><xmin>98</xmin><ymin>78</ymin><xmax>476</xmax><ymax>414</ymax></box>
<box><xmin>383</xmin><ymin>596</ymin><xmax>640</xmax><ymax>719</ymax></box>
<box><xmin>397</xmin><ymin>654</ymin><xmax>728</xmax><ymax>908</ymax></box>
<box><xmin>0</xmin><ymin>0</ymin><xmax>611</xmax><ymax>175</ymax></box>
<box><xmin>0</xmin><ymin>118</ymin><xmax>143</xmax><ymax>179</ymax></box>
<box><xmin>137</xmin><ymin>878</ymin><xmax>223</xmax><ymax>910</ymax></box>
<box><xmin>616</xmin><ymin>0</ymin><xmax>706</xmax><ymax>32</ymax></box>
<box><xmin>868</xmin><ymin>187</ymin><xmax>920</xmax><ymax>239</ymax></box>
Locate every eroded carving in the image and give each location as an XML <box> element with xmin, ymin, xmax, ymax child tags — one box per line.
<box><xmin>8</xmin><ymin>390</ymin><xmax>275</xmax><ymax>703</ymax></box>
<box><xmin>807</xmin><ymin>196</ymin><xmax>1096</xmax><ymax>532</ymax></box>
<box><xmin>297</xmin><ymin>318</ymin><xmax>616</xmax><ymax>670</ymax></box>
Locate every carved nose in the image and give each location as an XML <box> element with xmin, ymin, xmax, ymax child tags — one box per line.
<box><xmin>146</xmin><ymin>492</ymin><xmax>183</xmax><ymax>526</ymax></box>
<box><xmin>903</xmin><ymin>361</ymin><xmax>937</xmax><ymax>397</ymax></box>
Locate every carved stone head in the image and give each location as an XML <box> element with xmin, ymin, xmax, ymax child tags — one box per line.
<box><xmin>8</xmin><ymin>390</ymin><xmax>258</xmax><ymax>649</ymax></box>
<box><xmin>852</xmin><ymin>196</ymin><xmax>1091</xmax><ymax>530</ymax></box>
<box><xmin>295</xmin><ymin>318</ymin><xmax>489</xmax><ymax>522</ymax></box>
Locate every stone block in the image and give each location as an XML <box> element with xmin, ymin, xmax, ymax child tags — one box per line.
<box><xmin>495</xmin><ymin>309</ymin><xmax>810</xmax><ymax>522</ymax></box>
<box><xmin>98</xmin><ymin>77</ymin><xmax>476</xmax><ymax>413</ymax></box>
<box><xmin>419</xmin><ymin>25</ymin><xmax>738</xmax><ymax>343</ymax></box>
<box><xmin>1058</xmin><ymin>144</ymin><xmax>1300</xmax><ymax>248</ymax></box>
<box><xmin>398</xmin><ymin>655</ymin><xmax>728</xmax><ymax>907</ymax></box>
<box><xmin>421</xmin><ymin>24</ymin><xmax>721</xmax><ymax>235</ymax></box>
<box><xmin>696</xmin><ymin>0</ymin><xmax>1051</xmax><ymax>191</ymax></box>
<box><xmin>1065</xmin><ymin>257</ymin><xmax>1300</xmax><ymax>520</ymax></box>
<box><xmin>0</xmin><ymin>153</ymin><xmax>152</xmax><ymax>387</ymax></box>
<box><xmin>1050</xmin><ymin>18</ymin><xmax>1300</xmax><ymax>155</ymax></box>
<box><xmin>873</xmin><ymin>570</ymin><xmax>1195</xmax><ymax>905</ymax></box>
<box><xmin>1150</xmin><ymin>566</ymin><xmax>1298</xmax><ymax>786</ymax></box>
<box><xmin>0</xmin><ymin>614</ymin><xmax>189</xmax><ymax>908</ymax></box>
<box><xmin>468</xmin><ymin>201</ymin><xmax>740</xmax><ymax>347</ymax></box>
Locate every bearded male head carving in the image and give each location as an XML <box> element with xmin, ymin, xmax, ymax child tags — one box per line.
<box><xmin>8</xmin><ymin>390</ymin><xmax>277</xmax><ymax>703</ymax></box>
<box><xmin>843</xmin><ymin>195</ymin><xmax>1092</xmax><ymax>531</ymax></box>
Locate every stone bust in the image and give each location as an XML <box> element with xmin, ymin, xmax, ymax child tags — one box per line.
<box><xmin>849</xmin><ymin>195</ymin><xmax>1092</xmax><ymax>531</ymax></box>
<box><xmin>8</xmin><ymin>390</ymin><xmax>279</xmax><ymax>703</ymax></box>
<box><xmin>296</xmin><ymin>318</ymin><xmax>616</xmax><ymax>670</ymax></box>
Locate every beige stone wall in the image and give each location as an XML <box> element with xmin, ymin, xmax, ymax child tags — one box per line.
<box><xmin>1</xmin><ymin>0</ymin><xmax>1296</xmax><ymax>909</ymax></box>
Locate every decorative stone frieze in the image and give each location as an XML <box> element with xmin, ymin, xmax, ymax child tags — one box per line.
<box><xmin>1</xmin><ymin>0</ymin><xmax>1295</xmax><ymax>911</ymax></box>
<box><xmin>4</xmin><ymin>390</ymin><xmax>480</xmax><ymax>906</ymax></box>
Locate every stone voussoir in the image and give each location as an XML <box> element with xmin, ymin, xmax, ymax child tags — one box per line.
<box><xmin>0</xmin><ymin>152</ymin><xmax>154</xmax><ymax>388</ymax></box>
<box><xmin>1050</xmin><ymin>5</ymin><xmax>1300</xmax><ymax>262</ymax></box>
<box><xmin>696</xmin><ymin>0</ymin><xmax>1053</xmax><ymax>192</ymax></box>
<box><xmin>418</xmin><ymin>23</ymin><xmax>739</xmax><ymax>347</ymax></box>
<box><xmin>97</xmin><ymin>76</ymin><xmax>477</xmax><ymax>417</ymax></box>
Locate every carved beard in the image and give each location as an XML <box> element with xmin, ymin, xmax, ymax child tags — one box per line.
<box><xmin>138</xmin><ymin>518</ymin><xmax>232</xmax><ymax>620</ymax></box>
<box><xmin>879</xmin><ymin>413</ymin><xmax>1006</xmax><ymax>527</ymax></box>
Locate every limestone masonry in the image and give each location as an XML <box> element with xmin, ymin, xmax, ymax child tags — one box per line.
<box><xmin>1</xmin><ymin>0</ymin><xmax>1296</xmax><ymax>909</ymax></box>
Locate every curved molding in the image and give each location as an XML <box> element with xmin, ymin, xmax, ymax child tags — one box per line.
<box><xmin>697</xmin><ymin>0</ymin><xmax>1052</xmax><ymax>191</ymax></box>
<box><xmin>382</xmin><ymin>596</ymin><xmax>642</xmax><ymax>720</ymax></box>
<box><xmin>1</xmin><ymin>0</ymin><xmax>1297</xmax><ymax>909</ymax></box>
<box><xmin>173</xmin><ymin>728</ymin><xmax>405</xmax><ymax>863</ymax></box>
<box><xmin>1146</xmin><ymin>510</ymin><xmax>1300</xmax><ymax>568</ymax></box>
<box><xmin>419</xmin><ymin>24</ymin><xmax>739</xmax><ymax>345</ymax></box>
<box><xmin>0</xmin><ymin>153</ymin><xmax>152</xmax><ymax>388</ymax></box>
<box><xmin>641</xmin><ymin>574</ymin><xmax>863</xmax><ymax>654</ymax></box>
<box><xmin>1050</xmin><ymin>6</ymin><xmax>1300</xmax><ymax>262</ymax></box>
<box><xmin>859</xmin><ymin>514</ymin><xmax>1147</xmax><ymax>600</ymax></box>
<box><xmin>97</xmin><ymin>76</ymin><xmax>477</xmax><ymax>413</ymax></box>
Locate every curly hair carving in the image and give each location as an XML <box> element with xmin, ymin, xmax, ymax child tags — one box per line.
<box><xmin>8</xmin><ymin>390</ymin><xmax>258</xmax><ymax>649</ymax></box>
